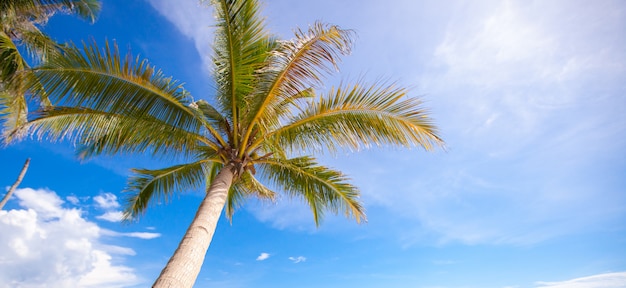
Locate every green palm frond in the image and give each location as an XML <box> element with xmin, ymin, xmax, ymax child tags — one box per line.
<box><xmin>124</xmin><ymin>159</ymin><xmax>218</xmax><ymax>220</ymax></box>
<box><xmin>259</xmin><ymin>156</ymin><xmax>364</xmax><ymax>226</ymax></box>
<box><xmin>212</xmin><ymin>0</ymin><xmax>272</xmax><ymax>142</ymax></box>
<box><xmin>0</xmin><ymin>31</ymin><xmax>30</xmax><ymax>141</ymax></box>
<box><xmin>242</xmin><ymin>23</ymin><xmax>354</xmax><ymax>145</ymax></box>
<box><xmin>267</xmin><ymin>81</ymin><xmax>443</xmax><ymax>154</ymax></box>
<box><xmin>17</xmin><ymin>26</ymin><xmax>64</xmax><ymax>64</ymax></box>
<box><xmin>12</xmin><ymin>106</ymin><xmax>211</xmax><ymax>158</ymax></box>
<box><xmin>30</xmin><ymin>40</ymin><xmax>202</xmax><ymax>133</ymax></box>
<box><xmin>225</xmin><ymin>170</ymin><xmax>277</xmax><ymax>219</ymax></box>
<box><xmin>0</xmin><ymin>89</ymin><xmax>27</xmax><ymax>142</ymax></box>
<box><xmin>0</xmin><ymin>31</ymin><xmax>27</xmax><ymax>82</ymax></box>
<box><xmin>1</xmin><ymin>0</ymin><xmax>100</xmax><ymax>24</ymax></box>
<box><xmin>59</xmin><ymin>0</ymin><xmax>101</xmax><ymax>23</ymax></box>
<box><xmin>192</xmin><ymin>99</ymin><xmax>231</xmax><ymax>145</ymax></box>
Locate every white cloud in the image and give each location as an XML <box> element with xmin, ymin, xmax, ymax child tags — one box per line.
<box><xmin>96</xmin><ymin>211</ymin><xmax>124</xmax><ymax>222</ymax></box>
<box><xmin>0</xmin><ymin>188</ymin><xmax>143</xmax><ymax>287</ymax></box>
<box><xmin>248</xmin><ymin>199</ymin><xmax>317</xmax><ymax>231</ymax></box>
<box><xmin>100</xmin><ymin>245</ymin><xmax>136</xmax><ymax>256</ymax></box>
<box><xmin>93</xmin><ymin>193</ymin><xmax>120</xmax><ymax>210</ymax></box>
<box><xmin>256</xmin><ymin>252</ymin><xmax>270</xmax><ymax>261</ymax></box>
<box><xmin>66</xmin><ymin>195</ymin><xmax>80</xmax><ymax>205</ymax></box>
<box><xmin>288</xmin><ymin>256</ymin><xmax>306</xmax><ymax>264</ymax></box>
<box><xmin>101</xmin><ymin>230</ymin><xmax>161</xmax><ymax>240</ymax></box>
<box><xmin>536</xmin><ymin>272</ymin><xmax>626</xmax><ymax>288</ymax></box>
<box><xmin>78</xmin><ymin>250</ymin><xmax>138</xmax><ymax>288</ymax></box>
<box><xmin>146</xmin><ymin>0</ymin><xmax>214</xmax><ymax>73</ymax></box>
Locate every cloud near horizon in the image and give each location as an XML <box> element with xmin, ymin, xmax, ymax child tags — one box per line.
<box><xmin>0</xmin><ymin>188</ymin><xmax>156</xmax><ymax>287</ymax></box>
<box><xmin>535</xmin><ymin>271</ymin><xmax>626</xmax><ymax>288</ymax></box>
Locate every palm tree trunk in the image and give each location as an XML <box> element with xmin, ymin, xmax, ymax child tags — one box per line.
<box><xmin>0</xmin><ymin>158</ymin><xmax>30</xmax><ymax>210</ymax></box>
<box><xmin>153</xmin><ymin>163</ymin><xmax>237</xmax><ymax>288</ymax></box>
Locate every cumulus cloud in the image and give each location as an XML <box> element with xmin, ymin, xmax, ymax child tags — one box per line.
<box><xmin>93</xmin><ymin>193</ymin><xmax>127</xmax><ymax>223</ymax></box>
<box><xmin>0</xmin><ymin>188</ymin><xmax>151</xmax><ymax>287</ymax></box>
<box><xmin>288</xmin><ymin>256</ymin><xmax>306</xmax><ymax>264</ymax></box>
<box><xmin>536</xmin><ymin>272</ymin><xmax>626</xmax><ymax>288</ymax></box>
<box><xmin>256</xmin><ymin>252</ymin><xmax>270</xmax><ymax>261</ymax></box>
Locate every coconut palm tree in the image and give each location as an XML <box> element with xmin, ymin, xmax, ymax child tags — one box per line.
<box><xmin>0</xmin><ymin>0</ymin><xmax>100</xmax><ymax>140</ymax></box>
<box><xmin>14</xmin><ymin>0</ymin><xmax>443</xmax><ymax>286</ymax></box>
<box><xmin>0</xmin><ymin>158</ymin><xmax>30</xmax><ymax>210</ymax></box>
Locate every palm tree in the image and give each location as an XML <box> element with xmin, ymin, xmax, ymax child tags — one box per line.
<box><xmin>13</xmin><ymin>0</ymin><xmax>443</xmax><ymax>286</ymax></box>
<box><xmin>0</xmin><ymin>0</ymin><xmax>100</xmax><ymax>141</ymax></box>
<box><xmin>0</xmin><ymin>158</ymin><xmax>30</xmax><ymax>210</ymax></box>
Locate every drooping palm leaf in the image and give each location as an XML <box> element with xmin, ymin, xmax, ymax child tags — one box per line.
<box><xmin>16</xmin><ymin>106</ymin><xmax>209</xmax><ymax>158</ymax></box>
<box><xmin>124</xmin><ymin>159</ymin><xmax>218</xmax><ymax>219</ymax></box>
<box><xmin>225</xmin><ymin>170</ymin><xmax>277</xmax><ymax>219</ymax></box>
<box><xmin>259</xmin><ymin>156</ymin><xmax>364</xmax><ymax>225</ymax></box>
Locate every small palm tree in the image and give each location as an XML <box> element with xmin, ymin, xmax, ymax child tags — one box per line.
<box><xmin>0</xmin><ymin>0</ymin><xmax>100</xmax><ymax>140</ymax></box>
<box><xmin>14</xmin><ymin>0</ymin><xmax>443</xmax><ymax>287</ymax></box>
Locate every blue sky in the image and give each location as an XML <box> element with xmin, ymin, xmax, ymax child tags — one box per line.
<box><xmin>1</xmin><ymin>0</ymin><xmax>625</xmax><ymax>287</ymax></box>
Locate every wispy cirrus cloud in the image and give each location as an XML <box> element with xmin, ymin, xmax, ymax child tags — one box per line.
<box><xmin>349</xmin><ymin>0</ymin><xmax>626</xmax><ymax>246</ymax></box>
<box><xmin>146</xmin><ymin>0</ymin><xmax>214</xmax><ymax>73</ymax></box>
<box><xmin>288</xmin><ymin>256</ymin><xmax>306</xmax><ymax>264</ymax></box>
<box><xmin>101</xmin><ymin>230</ymin><xmax>161</xmax><ymax>240</ymax></box>
<box><xmin>536</xmin><ymin>271</ymin><xmax>626</xmax><ymax>288</ymax></box>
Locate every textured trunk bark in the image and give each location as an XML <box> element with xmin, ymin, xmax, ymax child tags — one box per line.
<box><xmin>152</xmin><ymin>163</ymin><xmax>236</xmax><ymax>288</ymax></box>
<box><xmin>0</xmin><ymin>158</ymin><xmax>30</xmax><ymax>210</ymax></box>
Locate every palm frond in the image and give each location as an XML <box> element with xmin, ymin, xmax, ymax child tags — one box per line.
<box><xmin>242</xmin><ymin>23</ymin><xmax>354</xmax><ymax>143</ymax></box>
<box><xmin>0</xmin><ymin>31</ymin><xmax>27</xmax><ymax>83</ymax></box>
<box><xmin>16</xmin><ymin>26</ymin><xmax>64</xmax><ymax>64</ymax></box>
<box><xmin>1</xmin><ymin>0</ymin><xmax>100</xmax><ymax>24</ymax></box>
<box><xmin>212</xmin><ymin>0</ymin><xmax>272</xmax><ymax>144</ymax></box>
<box><xmin>192</xmin><ymin>99</ymin><xmax>231</xmax><ymax>145</ymax></box>
<box><xmin>15</xmin><ymin>106</ymin><xmax>212</xmax><ymax>158</ymax></box>
<box><xmin>0</xmin><ymin>89</ymin><xmax>27</xmax><ymax>143</ymax></box>
<box><xmin>225</xmin><ymin>170</ymin><xmax>277</xmax><ymax>219</ymax></box>
<box><xmin>29</xmin><ymin>40</ymin><xmax>202</xmax><ymax>133</ymax></box>
<box><xmin>266</xmin><ymin>81</ymin><xmax>444</xmax><ymax>154</ymax></box>
<box><xmin>259</xmin><ymin>156</ymin><xmax>364</xmax><ymax>226</ymax></box>
<box><xmin>124</xmin><ymin>159</ymin><xmax>217</xmax><ymax>220</ymax></box>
